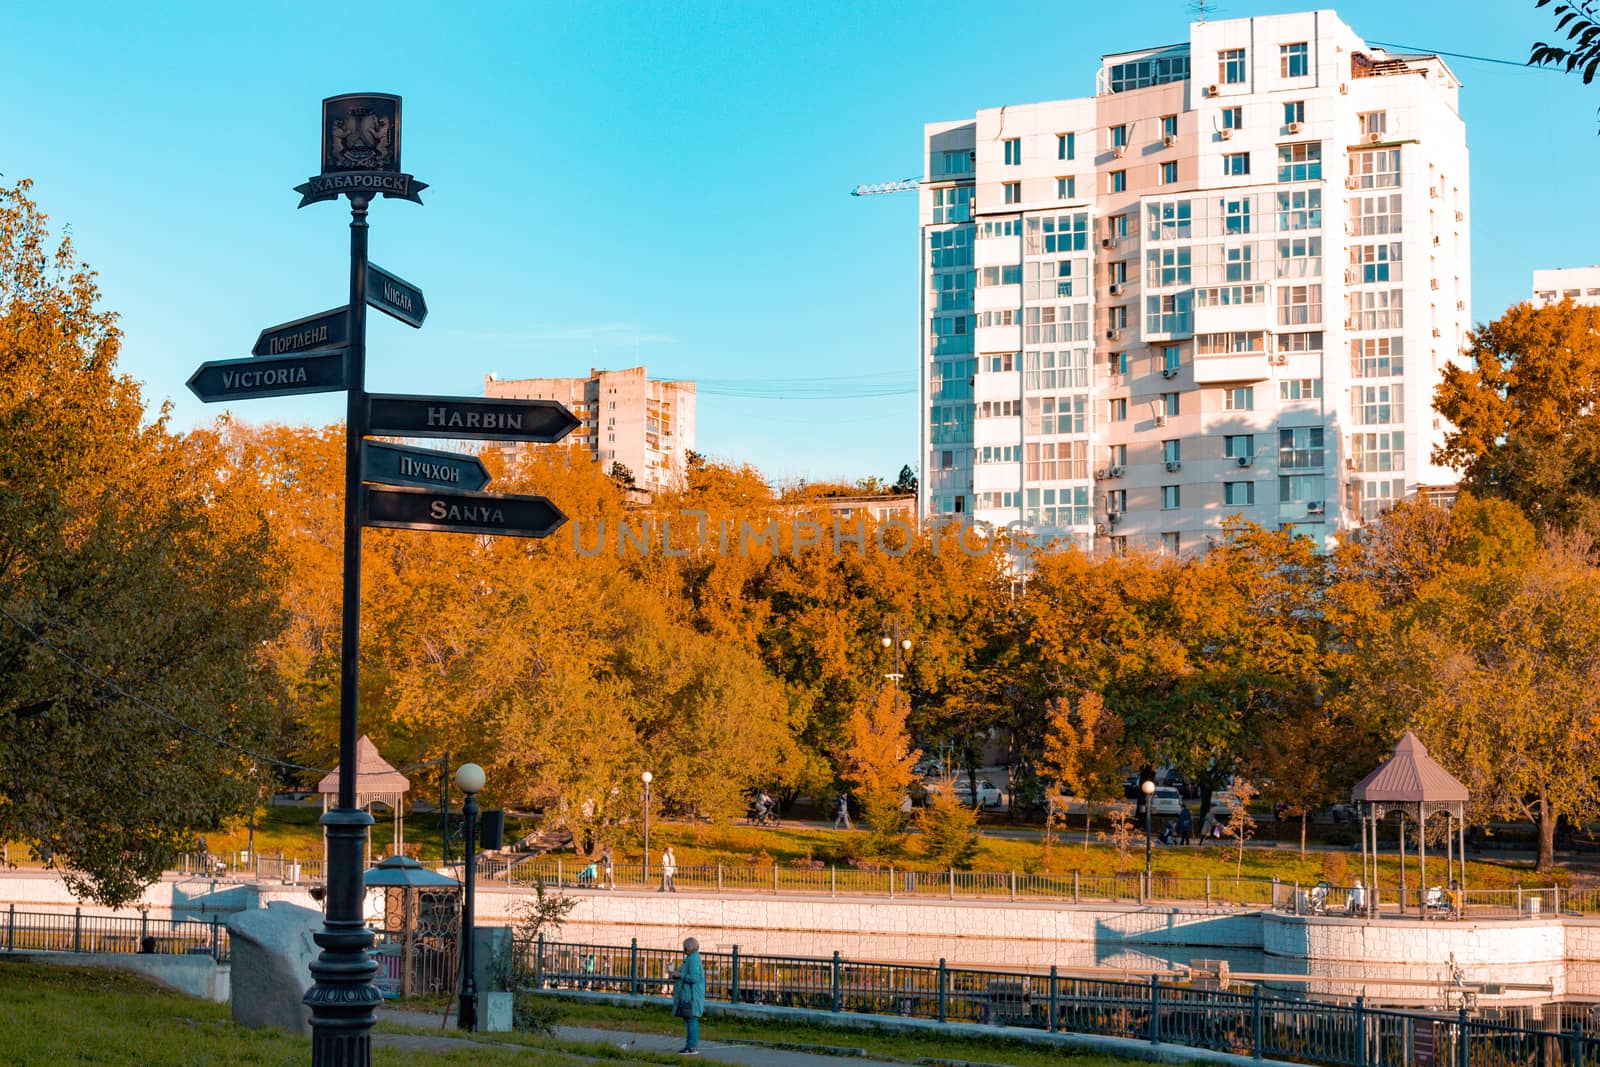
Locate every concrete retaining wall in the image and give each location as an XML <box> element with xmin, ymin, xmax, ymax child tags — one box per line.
<box><xmin>17</xmin><ymin>949</ymin><xmax>230</xmax><ymax>1002</ymax></box>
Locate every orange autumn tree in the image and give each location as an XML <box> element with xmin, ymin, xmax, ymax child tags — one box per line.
<box><xmin>837</xmin><ymin>683</ymin><xmax>920</xmax><ymax>852</ymax></box>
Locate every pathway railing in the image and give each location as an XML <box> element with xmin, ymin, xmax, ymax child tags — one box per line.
<box><xmin>515</xmin><ymin>936</ymin><xmax>1600</xmax><ymax>1067</ymax></box>
<box><xmin>0</xmin><ymin>905</ymin><xmax>229</xmax><ymax>962</ymax></box>
<box><xmin>476</xmin><ymin>856</ymin><xmax>1588</xmax><ymax>920</ymax></box>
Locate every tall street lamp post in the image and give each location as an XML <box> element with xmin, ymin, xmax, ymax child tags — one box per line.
<box><xmin>880</xmin><ymin>618</ymin><xmax>912</xmax><ymax>714</ymax></box>
<box><xmin>455</xmin><ymin>762</ymin><xmax>485</xmax><ymax>1032</ymax></box>
<box><xmin>642</xmin><ymin>770</ymin><xmax>653</xmax><ymax>886</ymax></box>
<box><xmin>1140</xmin><ymin>778</ymin><xmax>1156</xmax><ymax>887</ymax></box>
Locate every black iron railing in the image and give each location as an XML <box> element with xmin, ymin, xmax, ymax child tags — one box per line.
<box><xmin>0</xmin><ymin>905</ymin><xmax>228</xmax><ymax>962</ymax></box>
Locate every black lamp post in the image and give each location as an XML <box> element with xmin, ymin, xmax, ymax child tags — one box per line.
<box><xmin>642</xmin><ymin>770</ymin><xmax>653</xmax><ymax>886</ymax></box>
<box><xmin>455</xmin><ymin>762</ymin><xmax>485</xmax><ymax>1031</ymax></box>
<box><xmin>1140</xmin><ymin>778</ymin><xmax>1156</xmax><ymax>885</ymax></box>
<box><xmin>880</xmin><ymin>618</ymin><xmax>912</xmax><ymax>707</ymax></box>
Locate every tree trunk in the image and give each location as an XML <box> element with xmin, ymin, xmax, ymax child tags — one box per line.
<box><xmin>1300</xmin><ymin>812</ymin><xmax>1308</xmax><ymax>857</ymax></box>
<box><xmin>1537</xmin><ymin>795</ymin><xmax>1556</xmax><ymax>874</ymax></box>
<box><xmin>1084</xmin><ymin>809</ymin><xmax>1092</xmax><ymax>853</ymax></box>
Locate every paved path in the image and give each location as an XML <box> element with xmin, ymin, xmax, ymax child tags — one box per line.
<box><xmin>382</xmin><ymin>1008</ymin><xmax>902</xmax><ymax>1067</ymax></box>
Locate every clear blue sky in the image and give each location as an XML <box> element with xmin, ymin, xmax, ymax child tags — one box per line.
<box><xmin>3</xmin><ymin>1</ymin><xmax>1592</xmax><ymax>485</ymax></box>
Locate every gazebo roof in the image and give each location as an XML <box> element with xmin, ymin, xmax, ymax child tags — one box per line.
<box><xmin>317</xmin><ymin>735</ymin><xmax>411</xmax><ymax>797</ymax></box>
<box><xmin>1351</xmin><ymin>730</ymin><xmax>1468</xmax><ymax>803</ymax></box>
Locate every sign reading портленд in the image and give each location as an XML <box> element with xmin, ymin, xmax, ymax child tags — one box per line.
<box><xmin>252</xmin><ymin>306</ymin><xmax>349</xmax><ymax>357</ymax></box>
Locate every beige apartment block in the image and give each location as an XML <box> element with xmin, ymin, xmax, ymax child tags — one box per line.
<box><xmin>920</xmin><ymin>9</ymin><xmax>1469</xmax><ymax>553</ymax></box>
<box><xmin>1533</xmin><ymin>266</ymin><xmax>1600</xmax><ymax>308</ymax></box>
<box><xmin>485</xmin><ymin>366</ymin><xmax>697</xmax><ymax>496</ymax></box>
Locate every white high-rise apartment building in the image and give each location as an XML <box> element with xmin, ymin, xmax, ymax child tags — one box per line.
<box><xmin>485</xmin><ymin>366</ymin><xmax>697</xmax><ymax>496</ymax></box>
<box><xmin>919</xmin><ymin>10</ymin><xmax>1468</xmax><ymax>552</ymax></box>
<box><xmin>1533</xmin><ymin>267</ymin><xmax>1600</xmax><ymax>307</ymax></box>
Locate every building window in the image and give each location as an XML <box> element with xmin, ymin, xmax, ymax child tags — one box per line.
<box><xmin>1223</xmin><ymin>196</ymin><xmax>1252</xmax><ymax>233</ymax></box>
<box><xmin>1110</xmin><ymin>170</ymin><xmax>1127</xmax><ymax>193</ymax></box>
<box><xmin>1352</xmin><ymin>242</ymin><xmax>1403</xmax><ymax>283</ymax></box>
<box><xmin>1162</xmin><ymin>391</ymin><xmax>1180</xmax><ymax>416</ymax></box>
<box><xmin>1161</xmin><ymin>531</ymin><xmax>1180</xmax><ymax>554</ymax></box>
<box><xmin>1109</xmin><ymin>443</ymin><xmax>1127</xmax><ymax>466</ymax></box>
<box><xmin>1278</xmin><ymin>284</ymin><xmax>1322</xmax><ymax>326</ymax></box>
<box><xmin>1279</xmin><ymin>473</ymin><xmax>1322</xmax><ymax>504</ymax></box>
<box><xmin>1223</xmin><ymin>386</ymin><xmax>1254</xmax><ymax>411</ymax></box>
<box><xmin>1276</xmin><ymin>236</ymin><xmax>1322</xmax><ymax>279</ymax></box>
<box><xmin>1219</xmin><ymin>48</ymin><xmax>1247</xmax><ymax>84</ymax></box>
<box><xmin>1224</xmin><ymin>481</ymin><xmax>1255</xmax><ymax>506</ymax></box>
<box><xmin>1004</xmin><ymin>138</ymin><xmax>1022</xmax><ymax>165</ymax></box>
<box><xmin>1277</xmin><ymin>331</ymin><xmax>1323</xmax><ymax>357</ymax></box>
<box><xmin>1280</xmin><ymin>42</ymin><xmax>1309</xmax><ymax>78</ymax></box>
<box><xmin>1358</xmin><ymin>111</ymin><xmax>1388</xmax><ymax>138</ymax></box>
<box><xmin>1350</xmin><ymin>336</ymin><xmax>1404</xmax><ymax>378</ymax></box>
<box><xmin>1162</xmin><ymin>114</ymin><xmax>1178</xmax><ymax>138</ymax></box>
<box><xmin>1110</xmin><ymin>124</ymin><xmax>1128</xmax><ymax>148</ymax></box>
<box><xmin>1026</xmin><ymin>395</ymin><xmax>1086</xmax><ymax>435</ymax></box>
<box><xmin>1025</xmin><ymin>440</ymin><xmax>1088</xmax><ymax>480</ymax></box>
<box><xmin>1108</xmin><ymin>397</ymin><xmax>1128</xmax><ymax>422</ymax></box>
<box><xmin>1222</xmin><ymin>106</ymin><xmax>1243</xmax><ymax>130</ymax></box>
<box><xmin>1278</xmin><ymin>426</ymin><xmax>1325</xmax><ymax>469</ymax></box>
<box><xmin>1350</xmin><ymin>193</ymin><xmax>1403</xmax><ymax>236</ymax></box>
<box><xmin>1110</xmin><ymin>213</ymin><xmax>1130</xmax><ymax>238</ymax></box>
<box><xmin>1225</xmin><ymin>434</ymin><xmax>1253</xmax><ymax>459</ymax></box>
<box><xmin>1162</xmin><ymin>485</ymin><xmax>1181</xmax><ymax>509</ymax></box>
<box><xmin>1222</xmin><ymin>152</ymin><xmax>1251</xmax><ymax>177</ymax></box>
<box><xmin>978</xmin><ymin>265</ymin><xmax>1022</xmax><ymax>287</ymax></box>
<box><xmin>931</xmin><ymin>185</ymin><xmax>973</xmax><ymax>224</ymax></box>
<box><xmin>1148</xmin><ymin>246</ymin><xmax>1192</xmax><ymax>288</ymax></box>
<box><xmin>1107</xmin><ymin>489</ymin><xmax>1127</xmax><ymax>512</ymax></box>
<box><xmin>1350</xmin><ymin>147</ymin><xmax>1401</xmax><ymax>189</ymax></box>
<box><xmin>1348</xmin><ymin>288</ymin><xmax>1404</xmax><ymax>331</ymax></box>
<box><xmin>1111</xmin><ymin>350</ymin><xmax>1129</xmax><ymax>375</ymax></box>
<box><xmin>1058</xmin><ymin>132</ymin><xmax>1075</xmax><ymax>160</ymax></box>
<box><xmin>1161</xmin><ymin>161</ymin><xmax>1178</xmax><ymax>184</ymax></box>
<box><xmin>1146</xmin><ymin>292</ymin><xmax>1191</xmax><ymax>334</ymax></box>
<box><xmin>1003</xmin><ymin>181</ymin><xmax>1021</xmax><ymax>204</ymax></box>
<box><xmin>1163</xmin><ymin>345</ymin><xmax>1182</xmax><ymax>373</ymax></box>
<box><xmin>1352</xmin><ymin>430</ymin><xmax>1406</xmax><ymax>472</ymax></box>
<box><xmin>1279</xmin><ymin>378</ymin><xmax>1323</xmax><ymax>401</ymax></box>
<box><xmin>1057</xmin><ymin>176</ymin><xmax>1076</xmax><ymax>199</ymax></box>
<box><xmin>1284</xmin><ymin>100</ymin><xmax>1305</xmax><ymax>125</ymax></box>
<box><xmin>1026</xmin><ymin>486</ymin><xmax>1090</xmax><ymax>527</ymax></box>
<box><xmin>1023</xmin><ymin>259</ymin><xmax>1080</xmax><ymax>300</ymax></box>
<box><xmin>1277</xmin><ymin>142</ymin><xmax>1322</xmax><ymax>182</ymax></box>
<box><xmin>1275</xmin><ymin>187</ymin><xmax>1321</xmax><ymax>230</ymax></box>
<box><xmin>1225</xmin><ymin>245</ymin><xmax>1253</xmax><ymax>282</ymax></box>
<box><xmin>1163</xmin><ymin>439</ymin><xmax>1182</xmax><ymax>464</ymax></box>
<box><xmin>1355</xmin><ymin>384</ymin><xmax>1404</xmax><ymax>425</ymax></box>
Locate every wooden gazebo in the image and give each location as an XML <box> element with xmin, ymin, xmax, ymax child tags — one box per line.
<box><xmin>1351</xmin><ymin>730</ymin><xmax>1469</xmax><ymax>919</ymax></box>
<box><xmin>318</xmin><ymin>735</ymin><xmax>411</xmax><ymax>869</ymax></box>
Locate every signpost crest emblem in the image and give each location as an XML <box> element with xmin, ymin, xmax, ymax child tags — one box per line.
<box><xmin>296</xmin><ymin>92</ymin><xmax>426</xmax><ymax>208</ymax></box>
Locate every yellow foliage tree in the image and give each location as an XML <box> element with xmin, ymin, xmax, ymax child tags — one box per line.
<box><xmin>837</xmin><ymin>684</ymin><xmax>920</xmax><ymax>847</ymax></box>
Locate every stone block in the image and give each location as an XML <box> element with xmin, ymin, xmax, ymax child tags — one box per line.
<box><xmin>226</xmin><ymin>900</ymin><xmax>321</xmax><ymax>1035</ymax></box>
<box><xmin>482</xmin><ymin>991</ymin><xmax>514</xmax><ymax>1031</ymax></box>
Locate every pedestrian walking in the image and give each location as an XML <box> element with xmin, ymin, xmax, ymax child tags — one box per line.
<box><xmin>659</xmin><ymin>846</ymin><xmax>677</xmax><ymax>892</ymax></box>
<box><xmin>832</xmin><ymin>793</ymin><xmax>852</xmax><ymax>831</ymax></box>
<box><xmin>670</xmin><ymin>936</ymin><xmax>705</xmax><ymax>1054</ymax></box>
<box><xmin>1176</xmin><ymin>804</ymin><xmax>1193</xmax><ymax>846</ymax></box>
<box><xmin>1199</xmin><ymin>809</ymin><xmax>1216</xmax><ymax>843</ymax></box>
<box><xmin>600</xmin><ymin>846</ymin><xmax>616</xmax><ymax>890</ymax></box>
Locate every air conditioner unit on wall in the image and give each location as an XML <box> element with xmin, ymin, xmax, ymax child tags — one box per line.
<box><xmin>1163</xmin><ymin>133</ymin><xmax>1177</xmax><ymax>147</ymax></box>
<box><xmin>1346</xmin><ymin>176</ymin><xmax>1361</xmax><ymax>189</ymax></box>
<box><xmin>1113</xmin><ymin>144</ymin><xmax>1127</xmax><ymax>159</ymax></box>
<box><xmin>1308</xmin><ymin>501</ymin><xmax>1326</xmax><ymax>515</ymax></box>
<box><xmin>1162</xmin><ymin>367</ymin><xmax>1179</xmax><ymax>379</ymax></box>
<box><xmin>1219</xmin><ymin>128</ymin><xmax>1233</xmax><ymax>141</ymax></box>
<box><xmin>1101</xmin><ymin>237</ymin><xmax>1114</xmax><ymax>249</ymax></box>
<box><xmin>1205</xmin><ymin>84</ymin><xmax>1218</xmax><ymax>96</ymax></box>
<box><xmin>1110</xmin><ymin>281</ymin><xmax>1125</xmax><ymax>295</ymax></box>
<box><xmin>1270</xmin><ymin>352</ymin><xmax>1287</xmax><ymax>366</ymax></box>
<box><xmin>1109</xmin><ymin>465</ymin><xmax>1126</xmax><ymax>478</ymax></box>
<box><xmin>1166</xmin><ymin>460</ymin><xmax>1182</xmax><ymax>472</ymax></box>
<box><xmin>1107</xmin><ymin>329</ymin><xmax>1121</xmax><ymax>341</ymax></box>
<box><xmin>1365</xmin><ymin>132</ymin><xmax>1382</xmax><ymax>144</ymax></box>
<box><xmin>1237</xmin><ymin>455</ymin><xmax>1253</xmax><ymax>467</ymax></box>
<box><xmin>1287</xmin><ymin>121</ymin><xmax>1303</xmax><ymax>134</ymax></box>
<box><xmin>1155</xmin><ymin>414</ymin><xmax>1169</xmax><ymax>427</ymax></box>
<box><xmin>1095</xmin><ymin>468</ymin><xmax>1109</xmax><ymax>480</ymax></box>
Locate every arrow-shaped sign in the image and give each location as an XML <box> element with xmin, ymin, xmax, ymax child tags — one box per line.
<box><xmin>361</xmin><ymin>441</ymin><xmax>492</xmax><ymax>492</ymax></box>
<box><xmin>252</xmin><ymin>307</ymin><xmax>349</xmax><ymax>357</ymax></box>
<box><xmin>362</xmin><ymin>484</ymin><xmax>566</xmax><ymax>539</ymax></box>
<box><xmin>366</xmin><ymin>394</ymin><xmax>579</xmax><ymax>443</ymax></box>
<box><xmin>367</xmin><ymin>263</ymin><xmax>426</xmax><ymax>328</ymax></box>
<box><xmin>187</xmin><ymin>350</ymin><xmax>348</xmax><ymax>403</ymax></box>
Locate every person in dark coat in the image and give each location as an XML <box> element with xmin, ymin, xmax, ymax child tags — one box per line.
<box><xmin>1176</xmin><ymin>804</ymin><xmax>1193</xmax><ymax>845</ymax></box>
<box><xmin>671</xmin><ymin>936</ymin><xmax>706</xmax><ymax>1054</ymax></box>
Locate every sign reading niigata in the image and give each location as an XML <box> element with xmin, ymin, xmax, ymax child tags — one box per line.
<box><xmin>362</xmin><ymin>484</ymin><xmax>567</xmax><ymax>538</ymax></box>
<box><xmin>187</xmin><ymin>350</ymin><xmax>348</xmax><ymax>402</ymax></box>
<box><xmin>365</xmin><ymin>394</ymin><xmax>579</xmax><ymax>443</ymax></box>
<box><xmin>366</xmin><ymin>263</ymin><xmax>427</xmax><ymax>328</ymax></box>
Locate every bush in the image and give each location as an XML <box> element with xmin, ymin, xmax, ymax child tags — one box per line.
<box><xmin>919</xmin><ymin>789</ymin><xmax>980</xmax><ymax>869</ymax></box>
<box><xmin>1320</xmin><ymin>851</ymin><xmax>1348</xmax><ymax>885</ymax></box>
<box><xmin>514</xmin><ymin>993</ymin><xmax>564</xmax><ymax>1035</ymax></box>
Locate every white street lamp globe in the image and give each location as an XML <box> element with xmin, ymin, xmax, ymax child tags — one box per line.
<box><xmin>901</xmin><ymin>639</ymin><xmax>912</xmax><ymax>651</ymax></box>
<box><xmin>455</xmin><ymin>762</ymin><xmax>486</xmax><ymax>796</ymax></box>
<box><xmin>641</xmin><ymin>770</ymin><xmax>653</xmax><ymax>785</ymax></box>
<box><xmin>880</xmin><ymin>636</ymin><xmax>892</xmax><ymax>648</ymax></box>
<box><xmin>1140</xmin><ymin>779</ymin><xmax>1156</xmax><ymax>796</ymax></box>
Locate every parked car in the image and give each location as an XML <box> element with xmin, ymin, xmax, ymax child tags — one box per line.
<box><xmin>1150</xmin><ymin>787</ymin><xmax>1183</xmax><ymax>817</ymax></box>
<box><xmin>950</xmin><ymin>778</ymin><xmax>1003</xmax><ymax>808</ymax></box>
<box><xmin>1209</xmin><ymin>791</ymin><xmax>1241</xmax><ymax>816</ymax></box>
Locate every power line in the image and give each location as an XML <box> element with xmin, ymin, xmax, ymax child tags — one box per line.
<box><xmin>1369</xmin><ymin>40</ymin><xmax>1556</xmax><ymax>71</ymax></box>
<box><xmin>0</xmin><ymin>606</ymin><xmax>328</xmax><ymax>777</ymax></box>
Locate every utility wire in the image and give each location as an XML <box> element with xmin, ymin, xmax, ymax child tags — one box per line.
<box><xmin>0</xmin><ymin>606</ymin><xmax>329</xmax><ymax>777</ymax></box>
<box><xmin>1369</xmin><ymin>40</ymin><xmax>1557</xmax><ymax>71</ymax></box>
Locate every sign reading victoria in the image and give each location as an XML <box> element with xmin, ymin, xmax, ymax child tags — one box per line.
<box><xmin>296</xmin><ymin>93</ymin><xmax>428</xmax><ymax>207</ymax></box>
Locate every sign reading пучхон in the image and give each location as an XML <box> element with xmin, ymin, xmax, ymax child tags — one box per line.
<box><xmin>295</xmin><ymin>93</ymin><xmax>428</xmax><ymax>208</ymax></box>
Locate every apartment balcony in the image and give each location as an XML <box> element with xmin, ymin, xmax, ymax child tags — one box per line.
<box><xmin>1193</xmin><ymin>352</ymin><xmax>1270</xmax><ymax>384</ymax></box>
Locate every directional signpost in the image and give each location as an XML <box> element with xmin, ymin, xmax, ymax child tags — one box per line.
<box><xmin>367</xmin><ymin>263</ymin><xmax>427</xmax><ymax>328</ymax></box>
<box><xmin>252</xmin><ymin>306</ymin><xmax>349</xmax><ymax>357</ymax></box>
<box><xmin>187</xmin><ymin>350</ymin><xmax>347</xmax><ymax>402</ymax></box>
<box><xmin>367</xmin><ymin>394</ymin><xmax>579</xmax><ymax>443</ymax></box>
<box><xmin>360</xmin><ymin>441</ymin><xmax>490</xmax><ymax>492</ymax></box>
<box><xmin>363</xmin><ymin>484</ymin><xmax>566</xmax><ymax>538</ymax></box>
<box><xmin>183</xmin><ymin>92</ymin><xmax>577</xmax><ymax>1067</ymax></box>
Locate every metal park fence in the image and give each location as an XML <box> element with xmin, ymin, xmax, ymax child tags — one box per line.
<box><xmin>170</xmin><ymin>851</ymin><xmax>323</xmax><ymax>884</ymax></box>
<box><xmin>0</xmin><ymin>905</ymin><xmax>229</xmax><ymax>962</ymax></box>
<box><xmin>476</xmin><ymin>855</ymin><xmax>1586</xmax><ymax>921</ymax></box>
<box><xmin>517</xmin><ymin>936</ymin><xmax>1600</xmax><ymax>1067</ymax></box>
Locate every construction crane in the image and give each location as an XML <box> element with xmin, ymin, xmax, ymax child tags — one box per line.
<box><xmin>850</xmin><ymin>177</ymin><xmax>921</xmax><ymax>197</ymax></box>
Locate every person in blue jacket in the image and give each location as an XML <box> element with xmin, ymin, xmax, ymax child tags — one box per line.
<box><xmin>671</xmin><ymin>936</ymin><xmax>706</xmax><ymax>1054</ymax></box>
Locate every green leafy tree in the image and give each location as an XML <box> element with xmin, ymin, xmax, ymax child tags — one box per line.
<box><xmin>0</xmin><ymin>180</ymin><xmax>284</xmax><ymax>905</ymax></box>
<box><xmin>918</xmin><ymin>780</ymin><xmax>979</xmax><ymax>868</ymax></box>
<box><xmin>1530</xmin><ymin>0</ymin><xmax>1600</xmax><ymax>121</ymax></box>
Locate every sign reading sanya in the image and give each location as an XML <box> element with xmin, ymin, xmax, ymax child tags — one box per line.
<box><xmin>366</xmin><ymin>393</ymin><xmax>578</xmax><ymax>443</ymax></box>
<box><xmin>187</xmin><ymin>350</ymin><xmax>347</xmax><ymax>402</ymax></box>
<box><xmin>362</xmin><ymin>484</ymin><xmax>566</xmax><ymax>539</ymax></box>
<box><xmin>361</xmin><ymin>440</ymin><xmax>490</xmax><ymax>492</ymax></box>
<box><xmin>366</xmin><ymin>263</ymin><xmax>426</xmax><ymax>328</ymax></box>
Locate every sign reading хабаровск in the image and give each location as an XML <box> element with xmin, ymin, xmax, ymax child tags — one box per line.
<box><xmin>295</xmin><ymin>93</ymin><xmax>427</xmax><ymax>207</ymax></box>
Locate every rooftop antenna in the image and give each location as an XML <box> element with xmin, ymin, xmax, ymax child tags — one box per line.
<box><xmin>1188</xmin><ymin>0</ymin><xmax>1220</xmax><ymax>23</ymax></box>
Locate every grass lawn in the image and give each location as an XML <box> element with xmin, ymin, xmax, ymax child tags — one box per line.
<box><xmin>395</xmin><ymin>993</ymin><xmax>1160</xmax><ymax>1067</ymax></box>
